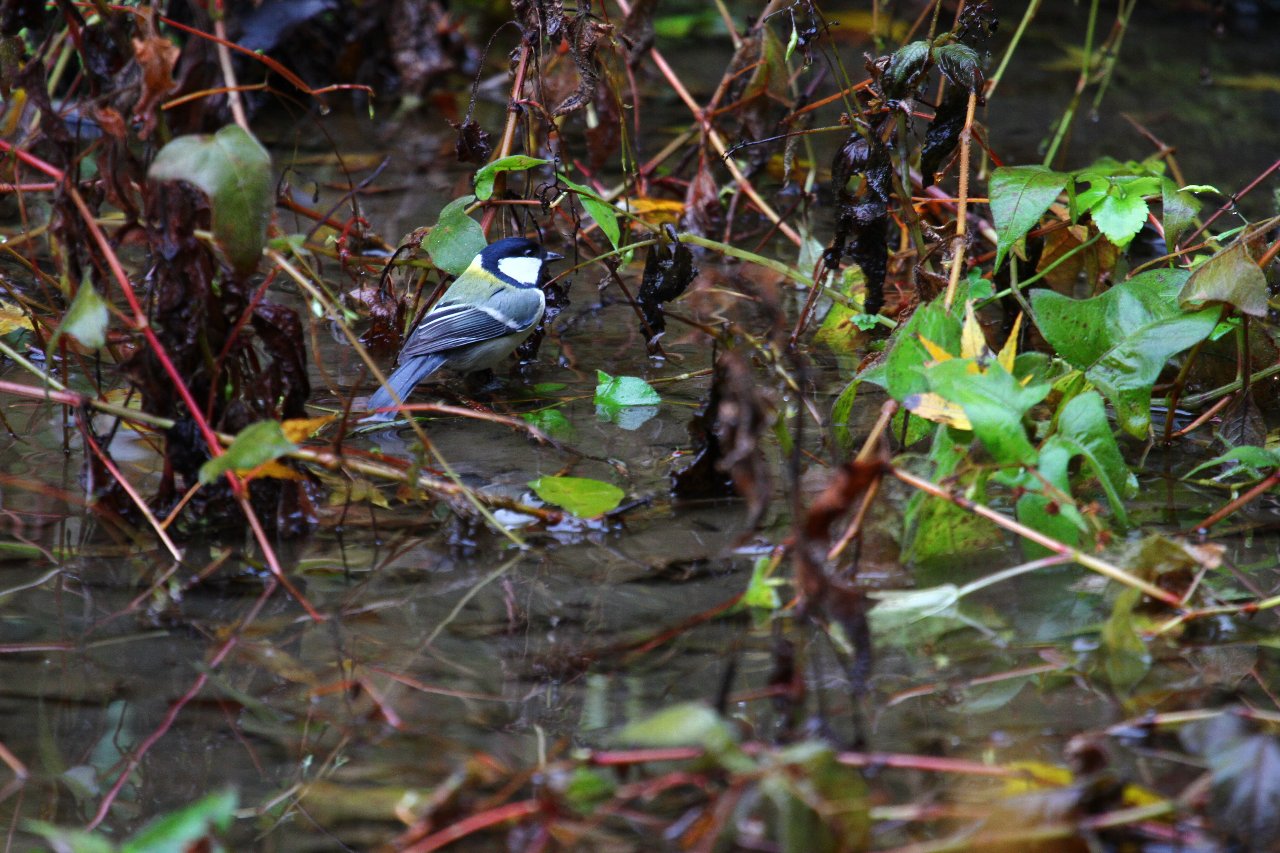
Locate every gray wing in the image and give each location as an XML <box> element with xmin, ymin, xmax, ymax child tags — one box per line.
<box><xmin>400</xmin><ymin>303</ymin><xmax>528</xmax><ymax>359</ymax></box>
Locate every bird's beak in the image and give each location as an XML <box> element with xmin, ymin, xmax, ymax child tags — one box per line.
<box><xmin>544</xmin><ymin>250</ymin><xmax>564</xmax><ymax>263</ymax></box>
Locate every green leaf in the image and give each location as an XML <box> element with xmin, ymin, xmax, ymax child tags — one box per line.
<box><xmin>473</xmin><ymin>155</ymin><xmax>549</xmax><ymax>202</ymax></box>
<box><xmin>424</xmin><ymin>194</ymin><xmax>487</xmax><ymax>276</ymax></box>
<box><xmin>615</xmin><ymin>702</ymin><xmax>754</xmax><ymax>773</ymax></box>
<box><xmin>989</xmin><ymin>165</ymin><xmax>1068</xmax><ymax>271</ymax></box>
<box><xmin>1161</xmin><ymin>179</ymin><xmax>1201</xmax><ymax>254</ymax></box>
<box><xmin>740</xmin><ymin>555</ymin><xmax>782</xmax><ymax>610</ymax></box>
<box><xmin>122</xmin><ymin>789</ymin><xmax>237</xmax><ymax>853</ymax></box>
<box><xmin>1032</xmin><ymin>268</ymin><xmax>1220</xmax><ymax>437</ymax></box>
<box><xmin>875</xmin><ymin>299</ymin><xmax>962</xmax><ymax>400</ymax></box>
<box><xmin>868</xmin><ymin>584</ymin><xmax>967</xmax><ymax>645</ymax></box>
<box><xmin>831</xmin><ymin>380</ymin><xmax>859</xmax><ymax>454</ymax></box>
<box><xmin>149</xmin><ymin>125</ymin><xmax>272</xmax><ymax>276</ymax></box>
<box><xmin>57</xmin><ymin>279</ymin><xmax>109</xmax><ymax>350</ymax></box>
<box><xmin>902</xmin><ymin>427</ymin><xmax>1002</xmax><ymax>562</ymax></box>
<box><xmin>1185</xmin><ymin>445</ymin><xmax>1280</xmax><ymax>482</ymax></box>
<box><xmin>528</xmin><ymin>475</ymin><xmax>624</xmax><ymax>518</ymax></box>
<box><xmin>1178</xmin><ymin>239</ymin><xmax>1270</xmax><ymax>317</ymax></box>
<box><xmin>1049</xmin><ymin>390</ymin><xmax>1138</xmax><ymax>525</ymax></box>
<box><xmin>924</xmin><ymin>359</ymin><xmax>1050</xmax><ymax>466</ymax></box>
<box><xmin>784</xmin><ymin>19</ymin><xmax>799</xmax><ymax>62</ymax></box>
<box><xmin>559</xmin><ymin>175</ymin><xmax>620</xmax><ymax>249</ymax></box>
<box><xmin>882</xmin><ymin>40</ymin><xmax>931</xmax><ymax>98</ymax></box>
<box><xmin>199</xmin><ymin>420</ymin><xmax>297</xmax><ymax>485</ymax></box>
<box><xmin>1091</xmin><ymin>185</ymin><xmax>1150</xmax><ymax>249</ymax></box>
<box><xmin>563</xmin><ymin>767</ymin><xmax>616</xmax><ymax>815</ymax></box>
<box><xmin>595</xmin><ymin>370</ymin><xmax>660</xmax><ymax>406</ymax></box>
<box><xmin>22</xmin><ymin>824</ymin><xmax>115</xmax><ymax>853</ymax></box>
<box><xmin>934</xmin><ymin>42</ymin><xmax>982</xmax><ymax>91</ymax></box>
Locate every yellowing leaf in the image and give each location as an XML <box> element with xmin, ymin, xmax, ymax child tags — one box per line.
<box><xmin>0</xmin><ymin>301</ymin><xmax>34</xmax><ymax>335</ymax></box>
<box><xmin>1004</xmin><ymin>761</ymin><xmax>1074</xmax><ymax>795</ymax></box>
<box><xmin>903</xmin><ymin>392</ymin><xmax>972</xmax><ymax>430</ymax></box>
<box><xmin>281</xmin><ymin>415</ymin><xmax>335</xmax><ymax>442</ymax></box>
<box><xmin>960</xmin><ymin>301</ymin><xmax>987</xmax><ymax>360</ymax></box>
<box><xmin>917</xmin><ymin>335</ymin><xmax>955</xmax><ymax>364</ymax></box>
<box><xmin>247</xmin><ymin>460</ymin><xmax>303</xmax><ymax>481</ymax></box>
<box><xmin>624</xmin><ymin>197</ymin><xmax>685</xmax><ymax>229</ymax></box>
<box><xmin>998</xmin><ymin>313</ymin><xmax>1023</xmax><ymax>372</ymax></box>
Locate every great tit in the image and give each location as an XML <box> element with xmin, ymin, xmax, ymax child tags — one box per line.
<box><xmin>364</xmin><ymin>237</ymin><xmax>562</xmax><ymax>419</ymax></box>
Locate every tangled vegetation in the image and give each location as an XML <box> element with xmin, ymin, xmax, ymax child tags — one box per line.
<box><xmin>2</xmin><ymin>0</ymin><xmax>1280</xmax><ymax>850</ymax></box>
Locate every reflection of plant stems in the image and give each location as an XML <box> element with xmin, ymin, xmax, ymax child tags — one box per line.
<box><xmin>1090</xmin><ymin>0</ymin><xmax>1136</xmax><ymax>114</ymax></box>
<box><xmin>987</xmin><ymin>0</ymin><xmax>1041</xmax><ymax>97</ymax></box>
<box><xmin>1043</xmin><ymin>0</ymin><xmax>1100</xmax><ymax>167</ymax></box>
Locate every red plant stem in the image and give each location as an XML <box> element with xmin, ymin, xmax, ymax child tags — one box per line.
<box><xmin>1192</xmin><ymin>466</ymin><xmax>1280</xmax><ymax>532</ymax></box>
<box><xmin>1180</xmin><ymin>156</ymin><xmax>1280</xmax><ymax>250</ymax></box>
<box><xmin>0</xmin><ymin>138</ymin><xmax>322</xmax><ymax>621</ymax></box>
<box><xmin>400</xmin><ymin>799</ymin><xmax>544</xmax><ymax>853</ymax></box>
<box><xmin>87</xmin><ymin>579</ymin><xmax>278</xmax><ymax>829</ymax></box>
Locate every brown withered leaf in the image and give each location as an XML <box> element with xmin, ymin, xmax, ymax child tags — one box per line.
<box><xmin>682</xmin><ymin>152</ymin><xmax>721</xmax><ymax>239</ymax></box>
<box><xmin>131</xmin><ymin>34</ymin><xmax>179</xmax><ymax>139</ymax></box>
<box><xmin>637</xmin><ymin>238</ymin><xmax>698</xmax><ymax>349</ymax></box>
<box><xmin>451</xmin><ymin>117</ymin><xmax>492</xmax><ymax>164</ymax></box>
<box><xmin>347</xmin><ymin>283</ymin><xmax>406</xmax><ymax>356</ymax></box>
<box><xmin>619</xmin><ymin>0</ymin><xmax>657</xmax><ymax>64</ymax></box>
<box><xmin>513</xmin><ymin>0</ymin><xmax>566</xmax><ymax>42</ymax></box>
<box><xmin>551</xmin><ymin>12</ymin><xmax>612</xmax><ymax>117</ymax></box>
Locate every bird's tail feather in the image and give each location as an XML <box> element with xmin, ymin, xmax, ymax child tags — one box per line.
<box><xmin>364</xmin><ymin>354</ymin><xmax>447</xmax><ymax>420</ymax></box>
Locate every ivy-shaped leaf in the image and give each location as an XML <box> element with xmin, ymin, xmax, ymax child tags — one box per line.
<box><xmin>56</xmin><ymin>279</ymin><xmax>109</xmax><ymax>350</ymax></box>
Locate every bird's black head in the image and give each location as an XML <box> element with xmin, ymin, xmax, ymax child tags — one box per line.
<box><xmin>479</xmin><ymin>237</ymin><xmax>562</xmax><ymax>287</ymax></box>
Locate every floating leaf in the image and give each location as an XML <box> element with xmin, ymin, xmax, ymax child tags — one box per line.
<box><xmin>1185</xmin><ymin>445</ymin><xmax>1280</xmax><ymax>482</ymax></box>
<box><xmin>528</xmin><ymin>475</ymin><xmax>624</xmax><ymax>518</ymax></box>
<box><xmin>1032</xmin><ymin>268</ymin><xmax>1220</xmax><ymax>437</ymax></box>
<box><xmin>989</xmin><ymin>165</ymin><xmax>1068</xmax><ymax>271</ymax></box>
<box><xmin>473</xmin><ymin>155</ymin><xmax>549</xmax><ymax>201</ymax></box>
<box><xmin>281</xmin><ymin>415</ymin><xmax>335</xmax><ymax>442</ymax></box>
<box><xmin>1100</xmin><ymin>588</ymin><xmax>1150</xmax><ymax>692</ymax></box>
<box><xmin>0</xmin><ymin>301</ymin><xmax>34</xmax><ymax>336</ymax></box>
<box><xmin>199</xmin><ymin>420</ymin><xmax>297</xmax><ymax>485</ymax></box>
<box><xmin>149</xmin><ymin>125</ymin><xmax>272</xmax><ymax>276</ymax></box>
<box><xmin>423</xmin><ymin>194</ymin><xmax>487</xmax><ymax>276</ymax></box>
<box><xmin>56</xmin><ymin>280</ymin><xmax>109</xmax><ymax>350</ymax></box>
<box><xmin>521</xmin><ymin>408</ymin><xmax>574</xmax><ymax>439</ymax></box>
<box><xmin>595</xmin><ymin>370</ymin><xmax>660</xmax><ymax>407</ymax></box>
<box><xmin>1178</xmin><ymin>239</ymin><xmax>1269</xmax><ymax>317</ymax></box>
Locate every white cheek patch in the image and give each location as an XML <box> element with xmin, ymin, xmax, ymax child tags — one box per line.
<box><xmin>497</xmin><ymin>256</ymin><xmax>543</xmax><ymax>286</ymax></box>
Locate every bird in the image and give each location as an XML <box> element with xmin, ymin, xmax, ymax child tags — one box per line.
<box><xmin>364</xmin><ymin>236</ymin><xmax>562</xmax><ymax>420</ymax></box>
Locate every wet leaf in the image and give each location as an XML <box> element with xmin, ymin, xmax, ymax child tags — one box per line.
<box><xmin>149</xmin><ymin>125</ymin><xmax>273</xmax><ymax>276</ymax></box>
<box><xmin>1178</xmin><ymin>239</ymin><xmax>1269</xmax><ymax>317</ymax></box>
<box><xmin>424</xmin><ymin>194</ymin><xmax>486</xmax><ymax>276</ymax></box>
<box><xmin>877</xmin><ymin>299</ymin><xmax>962</xmax><ymax>401</ymax></box>
<box><xmin>473</xmin><ymin>155</ymin><xmax>548</xmax><ymax>202</ymax></box>
<box><xmin>199</xmin><ymin>420</ymin><xmax>297</xmax><ymax>485</ymax></box>
<box><xmin>1090</xmin><ymin>184</ymin><xmax>1150</xmax><ymax>249</ymax></box>
<box><xmin>831</xmin><ymin>379</ymin><xmax>859</xmax><ymax>453</ymax></box>
<box><xmin>740</xmin><ymin>555</ymin><xmax>782</xmax><ymax>610</ymax></box>
<box><xmin>563</xmin><ymin>767</ymin><xmax>616</xmax><ymax>814</ymax></box>
<box><xmin>616</xmin><ymin>702</ymin><xmax>753</xmax><ymax>772</ymax></box>
<box><xmin>903</xmin><ymin>429</ymin><xmax>1003</xmax><ymax>562</ymax></box>
<box><xmin>451</xmin><ymin>118</ymin><xmax>492</xmax><ymax>164</ymax></box>
<box><xmin>882</xmin><ymin>40</ymin><xmax>931</xmax><ymax>99</ymax></box>
<box><xmin>56</xmin><ymin>280</ymin><xmax>109</xmax><ymax>350</ymax></box>
<box><xmin>637</xmin><ymin>239</ymin><xmax>697</xmax><ymax>346</ymax></box>
<box><xmin>868</xmin><ymin>584</ymin><xmax>966</xmax><ymax>644</ymax></box>
<box><xmin>0</xmin><ymin>300</ymin><xmax>33</xmax><ymax>335</ymax></box>
<box><xmin>560</xmin><ymin>175</ymin><xmax>620</xmax><ymax>249</ymax></box>
<box><xmin>1161</xmin><ymin>179</ymin><xmax>1201</xmax><ymax>254</ymax></box>
<box><xmin>281</xmin><ymin>415</ymin><xmax>335</xmax><ymax>442</ymax></box>
<box><xmin>1032</xmin><ymin>268</ymin><xmax>1220</xmax><ymax>437</ymax></box>
<box><xmin>1185</xmin><ymin>445</ymin><xmax>1280</xmax><ymax>482</ymax></box>
<box><xmin>595</xmin><ymin>370</ymin><xmax>660</xmax><ymax>407</ymax></box>
<box><xmin>989</xmin><ymin>165</ymin><xmax>1068</xmax><ymax>271</ymax></box>
<box><xmin>528</xmin><ymin>475</ymin><xmax>624</xmax><ymax>518</ymax></box>
<box><xmin>934</xmin><ymin>42</ymin><xmax>983</xmax><ymax>92</ymax></box>
<box><xmin>1045</xmin><ymin>390</ymin><xmax>1138</xmax><ymax>525</ymax></box>
<box><xmin>925</xmin><ymin>358</ymin><xmax>1050</xmax><ymax>466</ymax></box>
<box><xmin>521</xmin><ymin>408</ymin><xmax>574</xmax><ymax>439</ymax></box>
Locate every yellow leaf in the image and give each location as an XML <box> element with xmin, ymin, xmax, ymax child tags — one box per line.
<box><xmin>328</xmin><ymin>478</ymin><xmax>390</xmax><ymax>509</ymax></box>
<box><xmin>246</xmin><ymin>460</ymin><xmax>302</xmax><ymax>481</ymax></box>
<box><xmin>917</xmin><ymin>334</ymin><xmax>955</xmax><ymax>364</ymax></box>
<box><xmin>1004</xmin><ymin>761</ymin><xmax>1073</xmax><ymax>795</ymax></box>
<box><xmin>623</xmin><ymin>197</ymin><xmax>684</xmax><ymax>229</ymax></box>
<box><xmin>0</xmin><ymin>301</ymin><xmax>34</xmax><ymax>336</ymax></box>
<box><xmin>904</xmin><ymin>392</ymin><xmax>972</xmax><ymax>430</ymax></box>
<box><xmin>998</xmin><ymin>313</ymin><xmax>1022</xmax><ymax>373</ymax></box>
<box><xmin>281</xmin><ymin>415</ymin><xmax>335</xmax><ymax>442</ymax></box>
<box><xmin>960</xmin><ymin>300</ymin><xmax>987</xmax><ymax>361</ymax></box>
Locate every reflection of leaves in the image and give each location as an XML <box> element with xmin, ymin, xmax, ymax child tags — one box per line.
<box><xmin>1182</xmin><ymin>712</ymin><xmax>1280</xmax><ymax>848</ymax></box>
<box><xmin>595</xmin><ymin>370</ymin><xmax>660</xmax><ymax>430</ymax></box>
<box><xmin>529</xmin><ymin>475</ymin><xmax>624</xmax><ymax>518</ymax></box>
<box><xmin>1032</xmin><ymin>269</ymin><xmax>1220</xmax><ymax>437</ymax></box>
<box><xmin>637</xmin><ymin>239</ymin><xmax>698</xmax><ymax>348</ymax></box>
<box><xmin>1099</xmin><ymin>588</ymin><xmax>1150</xmax><ymax>693</ymax></box>
<box><xmin>149</xmin><ymin>125</ymin><xmax>274</xmax><ymax>276</ymax></box>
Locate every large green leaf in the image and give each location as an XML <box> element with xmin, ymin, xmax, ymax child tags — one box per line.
<box><xmin>989</xmin><ymin>165</ymin><xmax>1068</xmax><ymax>271</ymax></box>
<box><xmin>924</xmin><ymin>359</ymin><xmax>1050</xmax><ymax>466</ymax></box>
<box><xmin>473</xmin><ymin>155</ymin><xmax>549</xmax><ymax>201</ymax></box>
<box><xmin>149</xmin><ymin>125</ymin><xmax>272</xmax><ymax>276</ymax></box>
<box><xmin>876</xmin><ymin>298</ymin><xmax>961</xmax><ymax>400</ymax></box>
<box><xmin>1046</xmin><ymin>389</ymin><xmax>1138</xmax><ymax>525</ymax></box>
<box><xmin>1032</xmin><ymin>269</ymin><xmax>1220</xmax><ymax>437</ymax></box>
<box><xmin>528</xmin><ymin>475</ymin><xmax>624</xmax><ymax>518</ymax></box>
<box><xmin>424</xmin><ymin>194</ymin><xmax>487</xmax><ymax>276</ymax></box>
<box><xmin>1178</xmin><ymin>239</ymin><xmax>1269</xmax><ymax>317</ymax></box>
